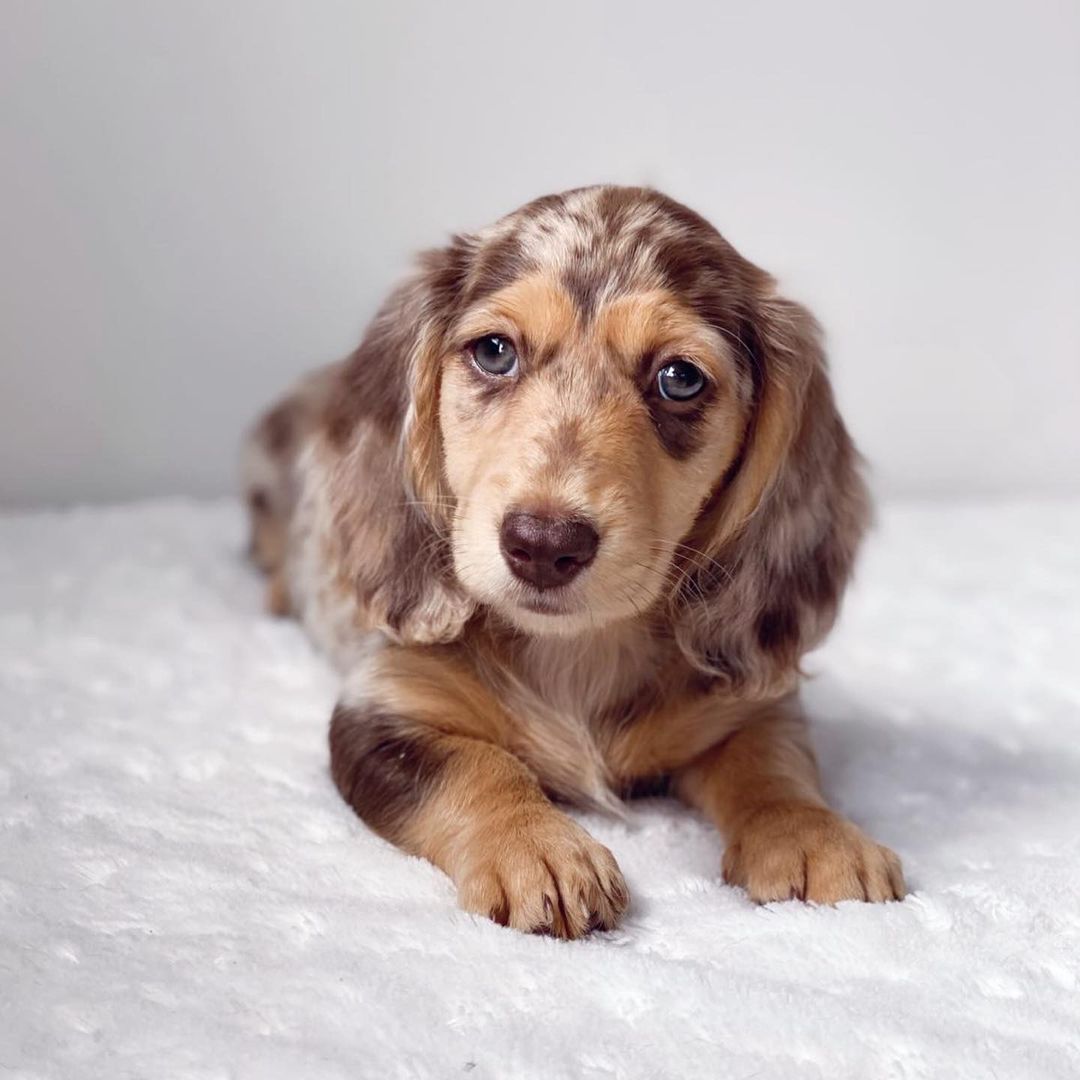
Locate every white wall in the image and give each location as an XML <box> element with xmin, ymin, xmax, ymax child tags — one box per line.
<box><xmin>2</xmin><ymin>0</ymin><xmax>1078</xmax><ymax>506</ymax></box>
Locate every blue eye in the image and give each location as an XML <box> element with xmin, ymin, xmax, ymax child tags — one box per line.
<box><xmin>657</xmin><ymin>358</ymin><xmax>706</xmax><ymax>401</ymax></box>
<box><xmin>470</xmin><ymin>334</ymin><xmax>519</xmax><ymax>376</ymax></box>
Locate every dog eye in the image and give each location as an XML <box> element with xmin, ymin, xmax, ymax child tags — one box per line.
<box><xmin>657</xmin><ymin>358</ymin><xmax>705</xmax><ymax>401</ymax></box>
<box><xmin>470</xmin><ymin>334</ymin><xmax>519</xmax><ymax>376</ymax></box>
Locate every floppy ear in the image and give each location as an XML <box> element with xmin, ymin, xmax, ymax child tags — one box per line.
<box><xmin>673</xmin><ymin>286</ymin><xmax>871</xmax><ymax>696</ymax></box>
<box><xmin>318</xmin><ymin>239</ymin><xmax>477</xmax><ymax>646</ymax></box>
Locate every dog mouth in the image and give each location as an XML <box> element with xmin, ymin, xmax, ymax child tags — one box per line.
<box><xmin>513</xmin><ymin>586</ymin><xmax>580</xmax><ymax>616</ymax></box>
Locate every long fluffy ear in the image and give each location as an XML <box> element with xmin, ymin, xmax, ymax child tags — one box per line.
<box><xmin>672</xmin><ymin>288</ymin><xmax>871</xmax><ymax>697</ymax></box>
<box><xmin>317</xmin><ymin>240</ymin><xmax>477</xmax><ymax>646</ymax></box>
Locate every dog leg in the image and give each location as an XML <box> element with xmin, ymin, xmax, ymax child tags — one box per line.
<box><xmin>673</xmin><ymin>702</ymin><xmax>905</xmax><ymax>904</ymax></box>
<box><xmin>329</xmin><ymin>647</ymin><xmax>629</xmax><ymax>938</ymax></box>
<box><xmin>241</xmin><ymin>361</ymin><xmax>342</xmax><ymax>580</ymax></box>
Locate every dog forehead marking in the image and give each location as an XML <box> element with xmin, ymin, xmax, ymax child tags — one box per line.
<box><xmin>474</xmin><ymin>188</ymin><xmax>675</xmax><ymax>324</ymax></box>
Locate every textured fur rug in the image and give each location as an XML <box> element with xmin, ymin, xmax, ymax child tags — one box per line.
<box><xmin>2</xmin><ymin>498</ymin><xmax>1078</xmax><ymax>1079</ymax></box>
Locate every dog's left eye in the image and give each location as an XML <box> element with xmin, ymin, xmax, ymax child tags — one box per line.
<box><xmin>470</xmin><ymin>334</ymin><xmax>519</xmax><ymax>376</ymax></box>
<box><xmin>657</xmin><ymin>358</ymin><xmax>706</xmax><ymax>401</ymax></box>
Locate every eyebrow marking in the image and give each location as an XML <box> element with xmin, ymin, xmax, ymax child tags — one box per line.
<box><xmin>466</xmin><ymin>231</ymin><xmax>532</xmax><ymax>303</ymax></box>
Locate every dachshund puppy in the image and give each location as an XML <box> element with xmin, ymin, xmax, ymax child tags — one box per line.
<box><xmin>243</xmin><ymin>186</ymin><xmax>905</xmax><ymax>939</ymax></box>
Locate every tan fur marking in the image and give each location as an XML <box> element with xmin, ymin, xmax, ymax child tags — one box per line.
<box><xmin>363</xmin><ymin>646</ymin><xmax>510</xmax><ymax>742</ymax></box>
<box><xmin>603</xmin><ymin>681</ymin><xmax>796</xmax><ymax>783</ymax></box>
<box><xmin>674</xmin><ymin>707</ymin><xmax>906</xmax><ymax>904</ymax></box>
<box><xmin>454</xmin><ymin>273</ymin><xmax>580</xmax><ymax>357</ymax></box>
<box><xmin>598</xmin><ymin>289</ymin><xmax>734</xmax><ymax>384</ymax></box>
<box><xmin>702</xmin><ymin>308</ymin><xmax>807</xmax><ymax>552</ymax></box>
<box><xmin>402</xmin><ymin>741</ymin><xmax>629</xmax><ymax>939</ymax></box>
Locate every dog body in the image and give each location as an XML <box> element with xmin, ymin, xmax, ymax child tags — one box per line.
<box><xmin>244</xmin><ymin>186</ymin><xmax>904</xmax><ymax>938</ymax></box>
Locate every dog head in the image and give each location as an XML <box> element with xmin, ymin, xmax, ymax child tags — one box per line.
<box><xmin>326</xmin><ymin>186</ymin><xmax>868</xmax><ymax>691</ymax></box>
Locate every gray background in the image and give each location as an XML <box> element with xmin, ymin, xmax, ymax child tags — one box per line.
<box><xmin>2</xmin><ymin>0</ymin><xmax>1078</xmax><ymax>506</ymax></box>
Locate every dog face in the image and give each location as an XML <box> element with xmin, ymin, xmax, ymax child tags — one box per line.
<box><xmin>438</xmin><ymin>270</ymin><xmax>750</xmax><ymax>636</ymax></box>
<box><xmin>325</xmin><ymin>187</ymin><xmax>868</xmax><ymax>689</ymax></box>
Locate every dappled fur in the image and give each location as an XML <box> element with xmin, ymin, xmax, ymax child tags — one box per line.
<box><xmin>242</xmin><ymin>186</ymin><xmax>901</xmax><ymax>938</ymax></box>
<box><xmin>673</xmin><ymin>296</ymin><xmax>870</xmax><ymax>696</ymax></box>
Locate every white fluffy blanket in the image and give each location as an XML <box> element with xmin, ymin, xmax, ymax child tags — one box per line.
<box><xmin>2</xmin><ymin>499</ymin><xmax>1078</xmax><ymax>1079</ymax></box>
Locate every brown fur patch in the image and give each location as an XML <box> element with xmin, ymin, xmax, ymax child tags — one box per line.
<box><xmin>329</xmin><ymin>703</ymin><xmax>452</xmax><ymax>844</ymax></box>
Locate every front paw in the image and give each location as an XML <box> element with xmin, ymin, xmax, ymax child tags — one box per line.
<box><xmin>455</xmin><ymin>810</ymin><xmax>629</xmax><ymax>939</ymax></box>
<box><xmin>723</xmin><ymin>804</ymin><xmax>906</xmax><ymax>904</ymax></box>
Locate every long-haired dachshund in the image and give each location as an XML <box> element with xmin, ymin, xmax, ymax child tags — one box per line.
<box><xmin>243</xmin><ymin>186</ymin><xmax>905</xmax><ymax>939</ymax></box>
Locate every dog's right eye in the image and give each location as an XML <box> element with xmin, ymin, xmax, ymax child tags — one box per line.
<box><xmin>469</xmin><ymin>334</ymin><xmax>519</xmax><ymax>376</ymax></box>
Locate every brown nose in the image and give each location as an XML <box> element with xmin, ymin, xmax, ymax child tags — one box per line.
<box><xmin>499</xmin><ymin>511</ymin><xmax>600</xmax><ymax>590</ymax></box>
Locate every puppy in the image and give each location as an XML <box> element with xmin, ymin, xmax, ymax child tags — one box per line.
<box><xmin>243</xmin><ymin>186</ymin><xmax>905</xmax><ymax>939</ymax></box>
